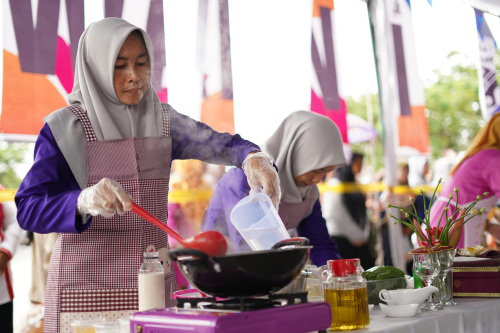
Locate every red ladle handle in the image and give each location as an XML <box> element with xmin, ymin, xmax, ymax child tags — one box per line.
<box><xmin>131</xmin><ymin>201</ymin><xmax>185</xmax><ymax>245</ymax></box>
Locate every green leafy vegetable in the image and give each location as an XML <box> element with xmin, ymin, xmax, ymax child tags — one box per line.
<box><xmin>363</xmin><ymin>266</ymin><xmax>406</xmax><ymax>304</ymax></box>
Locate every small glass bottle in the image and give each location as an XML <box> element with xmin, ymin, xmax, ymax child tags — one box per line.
<box><xmin>138</xmin><ymin>251</ymin><xmax>165</xmax><ymax>311</ymax></box>
<box><xmin>323</xmin><ymin>258</ymin><xmax>369</xmax><ymax>331</ymax></box>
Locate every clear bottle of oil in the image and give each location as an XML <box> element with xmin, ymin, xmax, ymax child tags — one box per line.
<box><xmin>323</xmin><ymin>258</ymin><xmax>369</xmax><ymax>331</ymax></box>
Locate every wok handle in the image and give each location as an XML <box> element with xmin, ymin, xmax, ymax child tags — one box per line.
<box><xmin>272</xmin><ymin>237</ymin><xmax>310</xmax><ymax>249</ymax></box>
<box><xmin>169</xmin><ymin>248</ymin><xmax>222</xmax><ymax>273</ymax></box>
<box><xmin>169</xmin><ymin>248</ymin><xmax>210</xmax><ymax>262</ymax></box>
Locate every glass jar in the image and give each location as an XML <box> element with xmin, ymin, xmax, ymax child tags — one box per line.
<box><xmin>303</xmin><ymin>264</ymin><xmax>327</xmax><ymax>302</ymax></box>
<box><xmin>138</xmin><ymin>251</ymin><xmax>165</xmax><ymax>311</ymax></box>
<box><xmin>323</xmin><ymin>259</ymin><xmax>369</xmax><ymax>331</ymax></box>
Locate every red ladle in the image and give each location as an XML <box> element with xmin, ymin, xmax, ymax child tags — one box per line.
<box><xmin>131</xmin><ymin>201</ymin><xmax>227</xmax><ymax>257</ymax></box>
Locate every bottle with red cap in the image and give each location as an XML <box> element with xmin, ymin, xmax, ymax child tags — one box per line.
<box><xmin>323</xmin><ymin>258</ymin><xmax>370</xmax><ymax>330</ymax></box>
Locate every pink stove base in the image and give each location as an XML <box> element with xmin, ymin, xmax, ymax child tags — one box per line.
<box><xmin>130</xmin><ymin>302</ymin><xmax>332</xmax><ymax>333</ymax></box>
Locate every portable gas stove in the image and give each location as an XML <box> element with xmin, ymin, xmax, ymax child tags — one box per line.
<box><xmin>129</xmin><ymin>292</ymin><xmax>332</xmax><ymax>333</ymax></box>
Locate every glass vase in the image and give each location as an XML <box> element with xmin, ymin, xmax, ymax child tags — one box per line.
<box><xmin>435</xmin><ymin>249</ymin><xmax>457</xmax><ymax>306</ymax></box>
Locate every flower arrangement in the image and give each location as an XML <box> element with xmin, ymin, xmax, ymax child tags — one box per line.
<box><xmin>387</xmin><ymin>178</ymin><xmax>488</xmax><ymax>254</ymax></box>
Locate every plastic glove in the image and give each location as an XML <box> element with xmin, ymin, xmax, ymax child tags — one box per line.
<box><xmin>77</xmin><ymin>178</ymin><xmax>132</xmax><ymax>218</ymax></box>
<box><xmin>242</xmin><ymin>151</ymin><xmax>281</xmax><ymax>210</ymax></box>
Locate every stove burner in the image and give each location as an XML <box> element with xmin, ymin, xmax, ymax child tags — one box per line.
<box><xmin>176</xmin><ymin>297</ymin><xmax>216</xmax><ymax>309</ymax></box>
<box><xmin>202</xmin><ymin>298</ymin><xmax>276</xmax><ymax>311</ymax></box>
<box><xmin>181</xmin><ymin>292</ymin><xmax>311</xmax><ymax>311</ymax></box>
<box><xmin>270</xmin><ymin>292</ymin><xmax>308</xmax><ymax>305</ymax></box>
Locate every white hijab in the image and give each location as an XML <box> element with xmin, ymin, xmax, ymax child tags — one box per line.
<box><xmin>68</xmin><ymin>17</ymin><xmax>162</xmax><ymax>140</ymax></box>
<box><xmin>262</xmin><ymin>111</ymin><xmax>346</xmax><ymax>204</ymax></box>
<box><xmin>408</xmin><ymin>155</ymin><xmax>429</xmax><ymax>188</ymax></box>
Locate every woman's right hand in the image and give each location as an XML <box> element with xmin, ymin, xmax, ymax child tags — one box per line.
<box><xmin>77</xmin><ymin>178</ymin><xmax>132</xmax><ymax>218</ymax></box>
<box><xmin>242</xmin><ymin>152</ymin><xmax>281</xmax><ymax>210</ymax></box>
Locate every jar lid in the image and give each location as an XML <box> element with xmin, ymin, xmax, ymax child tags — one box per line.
<box><xmin>327</xmin><ymin>259</ymin><xmax>360</xmax><ymax>277</ymax></box>
<box><xmin>143</xmin><ymin>251</ymin><xmax>159</xmax><ymax>259</ymax></box>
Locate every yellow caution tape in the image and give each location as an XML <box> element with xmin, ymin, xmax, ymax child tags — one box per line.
<box><xmin>0</xmin><ymin>190</ymin><xmax>16</xmax><ymax>202</ymax></box>
<box><xmin>167</xmin><ymin>188</ymin><xmax>214</xmax><ymax>204</ymax></box>
<box><xmin>317</xmin><ymin>183</ymin><xmax>440</xmax><ymax>195</ymax></box>
<box><xmin>0</xmin><ymin>184</ymin><xmax>441</xmax><ymax>203</ymax></box>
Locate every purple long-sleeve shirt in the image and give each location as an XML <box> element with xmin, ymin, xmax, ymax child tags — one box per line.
<box><xmin>15</xmin><ymin>108</ymin><xmax>259</xmax><ymax>235</ymax></box>
<box><xmin>202</xmin><ymin>168</ymin><xmax>341</xmax><ymax>266</ymax></box>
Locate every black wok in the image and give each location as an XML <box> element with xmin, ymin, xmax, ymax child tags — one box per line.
<box><xmin>169</xmin><ymin>238</ymin><xmax>311</xmax><ymax>298</ymax></box>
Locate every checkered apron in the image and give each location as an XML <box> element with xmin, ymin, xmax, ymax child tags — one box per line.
<box><xmin>44</xmin><ymin>104</ymin><xmax>176</xmax><ymax>332</ymax></box>
<box><xmin>278</xmin><ymin>189</ymin><xmax>314</xmax><ymax>230</ymax></box>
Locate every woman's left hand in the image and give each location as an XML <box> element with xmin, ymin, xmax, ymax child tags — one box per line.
<box><xmin>242</xmin><ymin>152</ymin><xmax>281</xmax><ymax>210</ymax></box>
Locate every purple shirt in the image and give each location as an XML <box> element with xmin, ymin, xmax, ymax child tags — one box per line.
<box><xmin>202</xmin><ymin>168</ymin><xmax>341</xmax><ymax>266</ymax></box>
<box><xmin>15</xmin><ymin>109</ymin><xmax>259</xmax><ymax>234</ymax></box>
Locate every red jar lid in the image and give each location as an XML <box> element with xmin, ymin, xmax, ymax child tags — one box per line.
<box><xmin>327</xmin><ymin>259</ymin><xmax>360</xmax><ymax>277</ymax></box>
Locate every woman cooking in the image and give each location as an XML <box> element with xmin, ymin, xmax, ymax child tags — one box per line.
<box><xmin>15</xmin><ymin>18</ymin><xmax>279</xmax><ymax>332</ymax></box>
<box><xmin>202</xmin><ymin>111</ymin><xmax>346</xmax><ymax>266</ymax></box>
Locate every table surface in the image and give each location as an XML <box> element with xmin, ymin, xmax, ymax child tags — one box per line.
<box><xmin>328</xmin><ymin>298</ymin><xmax>500</xmax><ymax>333</ymax></box>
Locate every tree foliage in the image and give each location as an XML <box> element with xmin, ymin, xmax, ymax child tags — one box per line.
<box><xmin>345</xmin><ymin>94</ymin><xmax>385</xmax><ymax>172</ymax></box>
<box><xmin>346</xmin><ymin>50</ymin><xmax>500</xmax><ymax>173</ymax></box>
<box><xmin>425</xmin><ymin>52</ymin><xmax>484</xmax><ymax>161</ymax></box>
<box><xmin>0</xmin><ymin>142</ymin><xmax>33</xmax><ymax>189</ymax></box>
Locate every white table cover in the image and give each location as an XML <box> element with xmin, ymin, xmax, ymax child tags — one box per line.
<box><xmin>339</xmin><ymin>298</ymin><xmax>500</xmax><ymax>333</ymax></box>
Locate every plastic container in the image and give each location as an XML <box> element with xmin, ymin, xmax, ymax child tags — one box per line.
<box><xmin>71</xmin><ymin>318</ymin><xmax>105</xmax><ymax>333</ymax></box>
<box><xmin>93</xmin><ymin>321</ymin><xmax>121</xmax><ymax>333</ymax></box>
<box><xmin>304</xmin><ymin>265</ymin><xmax>328</xmax><ymax>302</ymax></box>
<box><xmin>276</xmin><ymin>264</ymin><xmax>327</xmax><ymax>302</ymax></box>
<box><xmin>172</xmin><ymin>289</ymin><xmax>208</xmax><ymax>299</ymax></box>
<box><xmin>138</xmin><ymin>251</ymin><xmax>165</xmax><ymax>311</ymax></box>
<box><xmin>323</xmin><ymin>259</ymin><xmax>370</xmax><ymax>331</ymax></box>
<box><xmin>118</xmin><ymin>317</ymin><xmax>130</xmax><ymax>333</ymax></box>
<box><xmin>230</xmin><ymin>188</ymin><xmax>289</xmax><ymax>251</ymax></box>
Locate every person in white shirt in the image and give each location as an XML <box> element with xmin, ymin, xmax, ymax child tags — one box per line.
<box><xmin>323</xmin><ymin>152</ymin><xmax>375</xmax><ymax>270</ymax></box>
<box><xmin>0</xmin><ymin>198</ymin><xmax>22</xmax><ymax>332</ymax></box>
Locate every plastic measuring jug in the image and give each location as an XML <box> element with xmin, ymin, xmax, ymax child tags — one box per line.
<box><xmin>230</xmin><ymin>188</ymin><xmax>290</xmax><ymax>251</ymax></box>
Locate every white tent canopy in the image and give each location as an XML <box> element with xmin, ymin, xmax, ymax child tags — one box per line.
<box><xmin>463</xmin><ymin>0</ymin><xmax>500</xmax><ymax>16</ymax></box>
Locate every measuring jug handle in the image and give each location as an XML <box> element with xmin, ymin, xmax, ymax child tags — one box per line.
<box><xmin>249</xmin><ymin>185</ymin><xmax>264</xmax><ymax>200</ymax></box>
<box><xmin>379</xmin><ymin>289</ymin><xmax>391</xmax><ymax>303</ymax></box>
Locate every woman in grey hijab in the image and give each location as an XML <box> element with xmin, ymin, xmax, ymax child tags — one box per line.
<box><xmin>203</xmin><ymin>111</ymin><xmax>347</xmax><ymax>266</ymax></box>
<box><xmin>15</xmin><ymin>18</ymin><xmax>279</xmax><ymax>332</ymax></box>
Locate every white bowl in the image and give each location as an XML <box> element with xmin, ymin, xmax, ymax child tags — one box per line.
<box><xmin>379</xmin><ymin>303</ymin><xmax>419</xmax><ymax>318</ymax></box>
<box><xmin>379</xmin><ymin>286</ymin><xmax>438</xmax><ymax>305</ymax></box>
